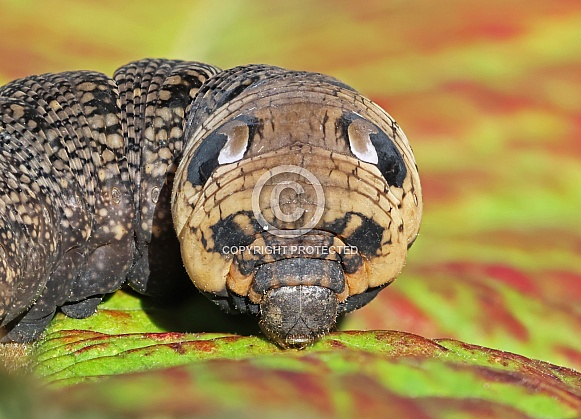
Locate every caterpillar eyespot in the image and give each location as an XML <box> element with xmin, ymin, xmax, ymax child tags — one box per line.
<box><xmin>0</xmin><ymin>59</ymin><xmax>422</xmax><ymax>348</ymax></box>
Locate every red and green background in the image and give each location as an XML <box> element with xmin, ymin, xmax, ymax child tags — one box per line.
<box><xmin>0</xmin><ymin>0</ymin><xmax>580</xmax><ymax>417</ymax></box>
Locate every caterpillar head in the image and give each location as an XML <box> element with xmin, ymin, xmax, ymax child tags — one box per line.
<box><xmin>172</xmin><ymin>65</ymin><xmax>422</xmax><ymax>348</ymax></box>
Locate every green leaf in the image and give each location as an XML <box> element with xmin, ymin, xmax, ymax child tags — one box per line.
<box><xmin>6</xmin><ymin>328</ymin><xmax>578</xmax><ymax>418</ymax></box>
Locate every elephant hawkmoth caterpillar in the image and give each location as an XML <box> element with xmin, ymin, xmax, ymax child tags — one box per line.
<box><xmin>0</xmin><ymin>59</ymin><xmax>422</xmax><ymax>348</ymax></box>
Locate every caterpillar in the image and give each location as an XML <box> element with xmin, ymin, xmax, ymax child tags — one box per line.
<box><xmin>0</xmin><ymin>59</ymin><xmax>422</xmax><ymax>348</ymax></box>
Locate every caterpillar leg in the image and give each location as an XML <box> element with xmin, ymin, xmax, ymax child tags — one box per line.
<box><xmin>68</xmin><ymin>240</ymin><xmax>134</xmax><ymax>300</ymax></box>
<box><xmin>0</xmin><ymin>306</ymin><xmax>56</xmax><ymax>343</ymax></box>
<box><xmin>0</xmin><ymin>250</ymin><xmax>84</xmax><ymax>342</ymax></box>
<box><xmin>61</xmin><ymin>296</ymin><xmax>103</xmax><ymax>319</ymax></box>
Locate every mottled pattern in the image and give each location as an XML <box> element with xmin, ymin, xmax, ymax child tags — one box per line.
<box><xmin>170</xmin><ymin>65</ymin><xmax>421</xmax><ymax>346</ymax></box>
<box><xmin>0</xmin><ymin>59</ymin><xmax>421</xmax><ymax>345</ymax></box>
<box><xmin>112</xmin><ymin>59</ymin><xmax>220</xmax><ymax>293</ymax></box>
<box><xmin>0</xmin><ymin>59</ymin><xmax>219</xmax><ymax>341</ymax></box>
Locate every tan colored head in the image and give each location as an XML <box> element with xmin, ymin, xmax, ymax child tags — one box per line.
<box><xmin>172</xmin><ymin>65</ymin><xmax>422</xmax><ymax>348</ymax></box>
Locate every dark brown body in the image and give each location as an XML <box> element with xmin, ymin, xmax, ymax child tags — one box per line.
<box><xmin>0</xmin><ymin>59</ymin><xmax>422</xmax><ymax>347</ymax></box>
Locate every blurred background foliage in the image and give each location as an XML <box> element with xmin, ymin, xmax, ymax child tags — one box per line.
<box><xmin>0</xmin><ymin>0</ymin><xmax>580</xmax><ymax>416</ymax></box>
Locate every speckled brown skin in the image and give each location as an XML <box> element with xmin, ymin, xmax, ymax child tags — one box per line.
<box><xmin>0</xmin><ymin>59</ymin><xmax>219</xmax><ymax>342</ymax></box>
<box><xmin>0</xmin><ymin>59</ymin><xmax>422</xmax><ymax>346</ymax></box>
